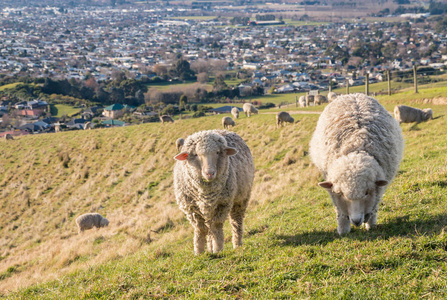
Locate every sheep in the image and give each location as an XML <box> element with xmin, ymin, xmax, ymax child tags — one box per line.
<box><xmin>176</xmin><ymin>138</ymin><xmax>184</xmax><ymax>152</ymax></box>
<box><xmin>393</xmin><ymin>105</ymin><xmax>433</xmax><ymax>124</ymax></box>
<box><xmin>75</xmin><ymin>213</ymin><xmax>109</xmax><ymax>233</ymax></box>
<box><xmin>276</xmin><ymin>111</ymin><xmax>295</xmax><ymax>128</ymax></box>
<box><xmin>309</xmin><ymin>93</ymin><xmax>404</xmax><ymax>235</ymax></box>
<box><xmin>327</xmin><ymin>92</ymin><xmax>337</xmax><ymax>102</ymax></box>
<box><xmin>84</xmin><ymin>122</ymin><xmax>93</xmax><ymax>130</ymax></box>
<box><xmin>5</xmin><ymin>133</ymin><xmax>13</xmax><ymax>140</ymax></box>
<box><xmin>298</xmin><ymin>96</ymin><xmax>306</xmax><ymax>107</ymax></box>
<box><xmin>243</xmin><ymin>103</ymin><xmax>258</xmax><ymax>117</ymax></box>
<box><xmin>305</xmin><ymin>94</ymin><xmax>315</xmax><ymax>107</ymax></box>
<box><xmin>222</xmin><ymin>116</ymin><xmax>236</xmax><ymax>129</ymax></box>
<box><xmin>160</xmin><ymin>115</ymin><xmax>174</xmax><ymax>123</ymax></box>
<box><xmin>231</xmin><ymin>107</ymin><xmax>240</xmax><ymax>119</ymax></box>
<box><xmin>173</xmin><ymin>130</ymin><xmax>255</xmax><ymax>255</ymax></box>
<box><xmin>314</xmin><ymin>94</ymin><xmax>328</xmax><ymax>105</ymax></box>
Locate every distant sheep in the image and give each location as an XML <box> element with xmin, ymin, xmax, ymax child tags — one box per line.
<box><xmin>306</xmin><ymin>94</ymin><xmax>315</xmax><ymax>107</ymax></box>
<box><xmin>298</xmin><ymin>96</ymin><xmax>306</xmax><ymax>107</ymax></box>
<box><xmin>314</xmin><ymin>94</ymin><xmax>328</xmax><ymax>105</ymax></box>
<box><xmin>160</xmin><ymin>115</ymin><xmax>174</xmax><ymax>123</ymax></box>
<box><xmin>276</xmin><ymin>111</ymin><xmax>295</xmax><ymax>128</ymax></box>
<box><xmin>231</xmin><ymin>107</ymin><xmax>240</xmax><ymax>119</ymax></box>
<box><xmin>243</xmin><ymin>103</ymin><xmax>258</xmax><ymax>117</ymax></box>
<box><xmin>394</xmin><ymin>105</ymin><xmax>433</xmax><ymax>124</ymax></box>
<box><xmin>5</xmin><ymin>134</ymin><xmax>13</xmax><ymax>140</ymax></box>
<box><xmin>327</xmin><ymin>92</ymin><xmax>337</xmax><ymax>102</ymax></box>
<box><xmin>176</xmin><ymin>138</ymin><xmax>184</xmax><ymax>152</ymax></box>
<box><xmin>76</xmin><ymin>213</ymin><xmax>109</xmax><ymax>233</ymax></box>
<box><xmin>309</xmin><ymin>93</ymin><xmax>404</xmax><ymax>235</ymax></box>
<box><xmin>173</xmin><ymin>130</ymin><xmax>255</xmax><ymax>254</ymax></box>
<box><xmin>84</xmin><ymin>122</ymin><xmax>93</xmax><ymax>130</ymax></box>
<box><xmin>222</xmin><ymin>116</ymin><xmax>235</xmax><ymax>129</ymax></box>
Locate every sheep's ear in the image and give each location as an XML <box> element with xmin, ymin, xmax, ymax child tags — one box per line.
<box><xmin>174</xmin><ymin>152</ymin><xmax>188</xmax><ymax>161</ymax></box>
<box><xmin>318</xmin><ymin>181</ymin><xmax>333</xmax><ymax>189</ymax></box>
<box><xmin>376</xmin><ymin>180</ymin><xmax>388</xmax><ymax>187</ymax></box>
<box><xmin>225</xmin><ymin>147</ymin><xmax>238</xmax><ymax>156</ymax></box>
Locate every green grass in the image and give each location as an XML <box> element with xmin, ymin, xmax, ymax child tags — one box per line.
<box><xmin>50</xmin><ymin>104</ymin><xmax>81</xmax><ymax>117</ymax></box>
<box><xmin>0</xmin><ymin>82</ymin><xmax>21</xmax><ymax>91</ymax></box>
<box><xmin>2</xmin><ymin>89</ymin><xmax>447</xmax><ymax>298</ymax></box>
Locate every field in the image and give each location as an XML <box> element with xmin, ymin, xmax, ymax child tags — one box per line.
<box><xmin>1</xmin><ymin>91</ymin><xmax>447</xmax><ymax>298</ymax></box>
<box><xmin>0</xmin><ymin>82</ymin><xmax>22</xmax><ymax>91</ymax></box>
<box><xmin>50</xmin><ymin>104</ymin><xmax>82</xmax><ymax>118</ymax></box>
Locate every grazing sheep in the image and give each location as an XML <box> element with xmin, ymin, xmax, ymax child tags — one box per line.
<box><xmin>298</xmin><ymin>96</ymin><xmax>306</xmax><ymax>107</ymax></box>
<box><xmin>309</xmin><ymin>93</ymin><xmax>404</xmax><ymax>235</ymax></box>
<box><xmin>394</xmin><ymin>105</ymin><xmax>433</xmax><ymax>124</ymax></box>
<box><xmin>176</xmin><ymin>138</ymin><xmax>184</xmax><ymax>152</ymax></box>
<box><xmin>314</xmin><ymin>94</ymin><xmax>328</xmax><ymax>105</ymax></box>
<box><xmin>306</xmin><ymin>94</ymin><xmax>315</xmax><ymax>107</ymax></box>
<box><xmin>327</xmin><ymin>92</ymin><xmax>337</xmax><ymax>102</ymax></box>
<box><xmin>276</xmin><ymin>111</ymin><xmax>295</xmax><ymax>128</ymax></box>
<box><xmin>76</xmin><ymin>213</ymin><xmax>109</xmax><ymax>233</ymax></box>
<box><xmin>231</xmin><ymin>107</ymin><xmax>240</xmax><ymax>119</ymax></box>
<box><xmin>84</xmin><ymin>122</ymin><xmax>93</xmax><ymax>130</ymax></box>
<box><xmin>160</xmin><ymin>115</ymin><xmax>174</xmax><ymax>124</ymax></box>
<box><xmin>222</xmin><ymin>116</ymin><xmax>236</xmax><ymax>129</ymax></box>
<box><xmin>173</xmin><ymin>130</ymin><xmax>255</xmax><ymax>254</ymax></box>
<box><xmin>243</xmin><ymin>103</ymin><xmax>258</xmax><ymax>117</ymax></box>
<box><xmin>5</xmin><ymin>133</ymin><xmax>13</xmax><ymax>140</ymax></box>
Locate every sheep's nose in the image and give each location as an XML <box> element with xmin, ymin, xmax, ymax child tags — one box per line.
<box><xmin>202</xmin><ymin>171</ymin><xmax>216</xmax><ymax>181</ymax></box>
<box><xmin>351</xmin><ymin>217</ymin><xmax>363</xmax><ymax>227</ymax></box>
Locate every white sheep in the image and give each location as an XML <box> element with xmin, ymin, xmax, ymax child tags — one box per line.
<box><xmin>231</xmin><ymin>107</ymin><xmax>240</xmax><ymax>119</ymax></box>
<box><xmin>276</xmin><ymin>111</ymin><xmax>295</xmax><ymax>128</ymax></box>
<box><xmin>298</xmin><ymin>96</ymin><xmax>306</xmax><ymax>107</ymax></box>
<box><xmin>394</xmin><ymin>105</ymin><xmax>433</xmax><ymax>124</ymax></box>
<box><xmin>309</xmin><ymin>93</ymin><xmax>404</xmax><ymax>235</ymax></box>
<box><xmin>327</xmin><ymin>92</ymin><xmax>337</xmax><ymax>102</ymax></box>
<box><xmin>76</xmin><ymin>213</ymin><xmax>109</xmax><ymax>233</ymax></box>
<box><xmin>222</xmin><ymin>116</ymin><xmax>235</xmax><ymax>129</ymax></box>
<box><xmin>314</xmin><ymin>94</ymin><xmax>328</xmax><ymax>105</ymax></box>
<box><xmin>173</xmin><ymin>130</ymin><xmax>255</xmax><ymax>254</ymax></box>
<box><xmin>306</xmin><ymin>94</ymin><xmax>315</xmax><ymax>107</ymax></box>
<box><xmin>176</xmin><ymin>138</ymin><xmax>184</xmax><ymax>152</ymax></box>
<box><xmin>160</xmin><ymin>115</ymin><xmax>174</xmax><ymax>123</ymax></box>
<box><xmin>243</xmin><ymin>103</ymin><xmax>258</xmax><ymax>117</ymax></box>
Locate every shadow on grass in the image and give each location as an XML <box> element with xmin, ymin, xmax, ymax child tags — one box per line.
<box><xmin>273</xmin><ymin>213</ymin><xmax>447</xmax><ymax>247</ymax></box>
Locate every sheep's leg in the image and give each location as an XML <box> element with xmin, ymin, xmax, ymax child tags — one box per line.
<box><xmin>209</xmin><ymin>222</ymin><xmax>224</xmax><ymax>253</ymax></box>
<box><xmin>337</xmin><ymin>210</ymin><xmax>351</xmax><ymax>235</ymax></box>
<box><xmin>193</xmin><ymin>222</ymin><xmax>208</xmax><ymax>255</ymax></box>
<box><xmin>206</xmin><ymin>234</ymin><xmax>213</xmax><ymax>253</ymax></box>
<box><xmin>365</xmin><ymin>210</ymin><xmax>378</xmax><ymax>231</ymax></box>
<box><xmin>230</xmin><ymin>204</ymin><xmax>246</xmax><ymax>248</ymax></box>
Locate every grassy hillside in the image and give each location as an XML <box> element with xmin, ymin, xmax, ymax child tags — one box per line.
<box><xmin>2</xmin><ymin>94</ymin><xmax>447</xmax><ymax>298</ymax></box>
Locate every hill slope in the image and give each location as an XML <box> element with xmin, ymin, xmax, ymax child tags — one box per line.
<box><xmin>2</xmin><ymin>97</ymin><xmax>447</xmax><ymax>298</ymax></box>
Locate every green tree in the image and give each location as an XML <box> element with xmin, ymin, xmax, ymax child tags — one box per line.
<box><xmin>170</xmin><ymin>58</ymin><xmax>195</xmax><ymax>80</ymax></box>
<box><xmin>212</xmin><ymin>74</ymin><xmax>228</xmax><ymax>92</ymax></box>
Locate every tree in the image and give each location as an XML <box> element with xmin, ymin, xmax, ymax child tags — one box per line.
<box><xmin>212</xmin><ymin>74</ymin><xmax>228</xmax><ymax>92</ymax></box>
<box><xmin>170</xmin><ymin>58</ymin><xmax>195</xmax><ymax>80</ymax></box>
<box><xmin>153</xmin><ymin>64</ymin><xmax>168</xmax><ymax>77</ymax></box>
<box><xmin>135</xmin><ymin>89</ymin><xmax>144</xmax><ymax>104</ymax></box>
<box><xmin>197</xmin><ymin>72</ymin><xmax>209</xmax><ymax>84</ymax></box>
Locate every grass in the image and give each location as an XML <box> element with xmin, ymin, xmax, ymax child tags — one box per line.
<box><xmin>0</xmin><ymin>82</ymin><xmax>21</xmax><ymax>91</ymax></box>
<box><xmin>50</xmin><ymin>104</ymin><xmax>82</xmax><ymax>117</ymax></box>
<box><xmin>2</xmin><ymin>90</ymin><xmax>447</xmax><ymax>298</ymax></box>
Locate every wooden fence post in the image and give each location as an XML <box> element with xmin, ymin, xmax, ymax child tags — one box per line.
<box><xmin>387</xmin><ymin>70</ymin><xmax>391</xmax><ymax>96</ymax></box>
<box><xmin>365</xmin><ymin>73</ymin><xmax>369</xmax><ymax>96</ymax></box>
<box><xmin>346</xmin><ymin>80</ymin><xmax>349</xmax><ymax>94</ymax></box>
<box><xmin>413</xmin><ymin>65</ymin><xmax>418</xmax><ymax>93</ymax></box>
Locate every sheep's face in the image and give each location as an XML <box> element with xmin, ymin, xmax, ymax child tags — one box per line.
<box><xmin>100</xmin><ymin>218</ymin><xmax>109</xmax><ymax>227</ymax></box>
<box><xmin>174</xmin><ymin>133</ymin><xmax>237</xmax><ymax>182</ymax></box>
<box><xmin>319</xmin><ymin>153</ymin><xmax>387</xmax><ymax>227</ymax></box>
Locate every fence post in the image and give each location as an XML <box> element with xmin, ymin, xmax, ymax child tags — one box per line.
<box><xmin>365</xmin><ymin>73</ymin><xmax>369</xmax><ymax>96</ymax></box>
<box><xmin>413</xmin><ymin>65</ymin><xmax>418</xmax><ymax>93</ymax></box>
<box><xmin>329</xmin><ymin>84</ymin><xmax>332</xmax><ymax>93</ymax></box>
<box><xmin>346</xmin><ymin>80</ymin><xmax>349</xmax><ymax>94</ymax></box>
<box><xmin>387</xmin><ymin>70</ymin><xmax>391</xmax><ymax>96</ymax></box>
<box><xmin>295</xmin><ymin>96</ymin><xmax>298</xmax><ymax>107</ymax></box>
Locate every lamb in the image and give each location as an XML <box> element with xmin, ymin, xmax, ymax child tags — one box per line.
<box><xmin>173</xmin><ymin>130</ymin><xmax>255</xmax><ymax>254</ymax></box>
<box><xmin>306</xmin><ymin>94</ymin><xmax>315</xmax><ymax>107</ymax></box>
<box><xmin>298</xmin><ymin>96</ymin><xmax>306</xmax><ymax>107</ymax></box>
<box><xmin>222</xmin><ymin>116</ymin><xmax>236</xmax><ymax>129</ymax></box>
<box><xmin>327</xmin><ymin>92</ymin><xmax>337</xmax><ymax>102</ymax></box>
<box><xmin>231</xmin><ymin>107</ymin><xmax>240</xmax><ymax>119</ymax></box>
<box><xmin>243</xmin><ymin>103</ymin><xmax>258</xmax><ymax>117</ymax></box>
<box><xmin>176</xmin><ymin>138</ymin><xmax>184</xmax><ymax>152</ymax></box>
<box><xmin>314</xmin><ymin>94</ymin><xmax>328</xmax><ymax>105</ymax></box>
<box><xmin>309</xmin><ymin>93</ymin><xmax>404</xmax><ymax>235</ymax></box>
<box><xmin>160</xmin><ymin>115</ymin><xmax>174</xmax><ymax>123</ymax></box>
<box><xmin>76</xmin><ymin>213</ymin><xmax>109</xmax><ymax>233</ymax></box>
<box><xmin>276</xmin><ymin>111</ymin><xmax>295</xmax><ymax>128</ymax></box>
<box><xmin>393</xmin><ymin>105</ymin><xmax>433</xmax><ymax>124</ymax></box>
<box><xmin>5</xmin><ymin>133</ymin><xmax>13</xmax><ymax>140</ymax></box>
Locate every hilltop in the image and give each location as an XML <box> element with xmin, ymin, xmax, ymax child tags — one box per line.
<box><xmin>1</xmin><ymin>94</ymin><xmax>447</xmax><ymax>298</ymax></box>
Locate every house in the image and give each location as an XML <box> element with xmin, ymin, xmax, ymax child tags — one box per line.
<box><xmin>102</xmin><ymin>119</ymin><xmax>126</xmax><ymax>127</ymax></box>
<box><xmin>102</xmin><ymin>104</ymin><xmax>134</xmax><ymax>119</ymax></box>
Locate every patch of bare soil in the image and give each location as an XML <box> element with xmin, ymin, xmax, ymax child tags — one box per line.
<box><xmin>416</xmin><ymin>97</ymin><xmax>447</xmax><ymax>105</ymax></box>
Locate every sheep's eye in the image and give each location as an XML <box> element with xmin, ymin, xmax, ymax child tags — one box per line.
<box><xmin>365</xmin><ymin>191</ymin><xmax>369</xmax><ymax>196</ymax></box>
<box><xmin>217</xmin><ymin>151</ymin><xmax>221</xmax><ymax>155</ymax></box>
